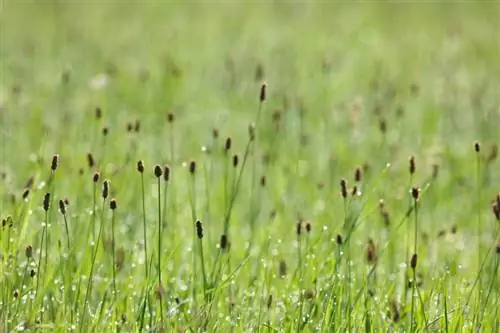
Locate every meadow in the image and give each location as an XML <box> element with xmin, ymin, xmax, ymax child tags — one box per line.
<box><xmin>1</xmin><ymin>2</ymin><xmax>499</xmax><ymax>332</ymax></box>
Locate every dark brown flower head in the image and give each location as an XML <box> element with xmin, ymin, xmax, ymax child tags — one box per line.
<box><xmin>432</xmin><ymin>163</ymin><xmax>439</xmax><ymax>179</ymax></box>
<box><xmin>450</xmin><ymin>224</ymin><xmax>457</xmax><ymax>234</ymax></box>
<box><xmin>13</xmin><ymin>290</ymin><xmax>19</xmax><ymax>299</ymax></box>
<box><xmin>30</xmin><ymin>269</ymin><xmax>36</xmax><ymax>278</ymax></box>
<box><xmin>51</xmin><ymin>154</ymin><xmax>60</xmax><ymax>171</ymax></box>
<box><xmin>336</xmin><ymin>234</ymin><xmax>343</xmax><ymax>245</ymax></box>
<box><xmin>409</xmin><ymin>156</ymin><xmax>416</xmax><ymax>175</ymax></box>
<box><xmin>59</xmin><ymin>200</ymin><xmax>66</xmax><ymax>215</ymax></box>
<box><xmin>260</xmin><ymin>175</ymin><xmax>266</xmax><ymax>187</ymax></box>
<box><xmin>126</xmin><ymin>122</ymin><xmax>133</xmax><ymax>132</ymax></box>
<box><xmin>492</xmin><ymin>200</ymin><xmax>500</xmax><ymax>221</ymax></box>
<box><xmin>102</xmin><ymin>179</ymin><xmax>110</xmax><ymax>199</ymax></box>
<box><xmin>296</xmin><ymin>221</ymin><xmax>302</xmax><ymax>236</ymax></box>
<box><xmin>351</xmin><ymin>185</ymin><xmax>359</xmax><ymax>197</ymax></box>
<box><xmin>260</xmin><ymin>82</ymin><xmax>267</xmax><ymax>102</ymax></box>
<box><xmin>389</xmin><ymin>299</ymin><xmax>401</xmax><ymax>323</ymax></box>
<box><xmin>154</xmin><ymin>165</ymin><xmax>163</xmax><ymax>178</ymax></box>
<box><xmin>25</xmin><ymin>245</ymin><xmax>33</xmax><ymax>258</ymax></box>
<box><xmin>87</xmin><ymin>153</ymin><xmax>95</xmax><ymax>169</ymax></box>
<box><xmin>42</xmin><ymin>193</ymin><xmax>50</xmax><ymax>212</ymax></box>
<box><xmin>102</xmin><ymin>127</ymin><xmax>109</xmax><ymax>136</ymax></box>
<box><xmin>195</xmin><ymin>220</ymin><xmax>203</xmax><ymax>239</ymax></box>
<box><xmin>163</xmin><ymin>165</ymin><xmax>170</xmax><ymax>182</ymax></box>
<box><xmin>410</xmin><ymin>253</ymin><xmax>418</xmax><ymax>270</ymax></box>
<box><xmin>496</xmin><ymin>243</ymin><xmax>500</xmax><ymax>254</ymax></box>
<box><xmin>379</xmin><ymin>118</ymin><xmax>387</xmax><ymax>134</ymax></box>
<box><xmin>137</xmin><ymin>160</ymin><xmax>145</xmax><ymax>173</ymax></box>
<box><xmin>110</xmin><ymin>198</ymin><xmax>117</xmax><ymax>210</ymax></box>
<box><xmin>340</xmin><ymin>179</ymin><xmax>348</xmax><ymax>198</ymax></box>
<box><xmin>93</xmin><ymin>171</ymin><xmax>100</xmax><ymax>183</ymax></box>
<box><xmin>305</xmin><ymin>222</ymin><xmax>312</xmax><ymax>233</ymax></box>
<box><xmin>279</xmin><ymin>259</ymin><xmax>287</xmax><ymax>278</ymax></box>
<box><xmin>303</xmin><ymin>288</ymin><xmax>316</xmax><ymax>300</ymax></box>
<box><xmin>411</xmin><ymin>186</ymin><xmax>420</xmax><ymax>201</ymax></box>
<box><xmin>189</xmin><ymin>160</ymin><xmax>196</xmax><ymax>175</ymax></box>
<box><xmin>22</xmin><ymin>188</ymin><xmax>30</xmax><ymax>200</ymax></box>
<box><xmin>220</xmin><ymin>234</ymin><xmax>228</xmax><ymax>250</ymax></box>
<box><xmin>212</xmin><ymin>128</ymin><xmax>219</xmax><ymax>140</ymax></box>
<box><xmin>437</xmin><ymin>229</ymin><xmax>446</xmax><ymax>238</ymax></box>
<box><xmin>354</xmin><ymin>167</ymin><xmax>362</xmax><ymax>182</ymax></box>
<box><xmin>474</xmin><ymin>141</ymin><xmax>480</xmax><ymax>153</ymax></box>
<box><xmin>366</xmin><ymin>239</ymin><xmax>377</xmax><ymax>264</ymax></box>
<box><xmin>25</xmin><ymin>176</ymin><xmax>34</xmax><ymax>189</ymax></box>
<box><xmin>232</xmin><ymin>154</ymin><xmax>239</xmax><ymax>168</ymax></box>
<box><xmin>224</xmin><ymin>137</ymin><xmax>232</xmax><ymax>153</ymax></box>
<box><xmin>167</xmin><ymin>112</ymin><xmax>175</xmax><ymax>123</ymax></box>
<box><xmin>248</xmin><ymin>124</ymin><xmax>256</xmax><ymax>141</ymax></box>
<box><xmin>95</xmin><ymin>107</ymin><xmax>102</xmax><ymax>120</ymax></box>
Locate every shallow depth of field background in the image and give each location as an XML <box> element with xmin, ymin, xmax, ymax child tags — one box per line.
<box><xmin>1</xmin><ymin>2</ymin><xmax>499</xmax><ymax>332</ymax></box>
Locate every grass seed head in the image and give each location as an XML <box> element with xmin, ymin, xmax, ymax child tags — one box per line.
<box><xmin>379</xmin><ymin>117</ymin><xmax>387</xmax><ymax>134</ymax></box>
<box><xmin>266</xmin><ymin>294</ymin><xmax>273</xmax><ymax>309</ymax></box>
<box><xmin>163</xmin><ymin>165</ymin><xmax>170</xmax><ymax>182</ymax></box>
<box><xmin>410</xmin><ymin>253</ymin><xmax>418</xmax><ymax>270</ymax></box>
<box><xmin>224</xmin><ymin>137</ymin><xmax>232</xmax><ymax>153</ymax></box>
<box><xmin>25</xmin><ymin>176</ymin><xmax>34</xmax><ymax>189</ymax></box>
<box><xmin>59</xmin><ymin>200</ymin><xmax>66</xmax><ymax>215</ymax></box>
<box><xmin>411</xmin><ymin>186</ymin><xmax>420</xmax><ymax>201</ymax></box>
<box><xmin>340</xmin><ymin>179</ymin><xmax>348</xmax><ymax>198</ymax></box>
<box><xmin>137</xmin><ymin>160</ymin><xmax>145</xmax><ymax>173</ymax></box>
<box><xmin>305</xmin><ymin>221</ymin><xmax>312</xmax><ymax>233</ymax></box>
<box><xmin>195</xmin><ymin>220</ymin><xmax>203</xmax><ymax>239</ymax></box>
<box><xmin>354</xmin><ymin>167</ymin><xmax>362</xmax><ymax>182</ymax></box>
<box><xmin>25</xmin><ymin>245</ymin><xmax>33</xmax><ymax>259</ymax></box>
<box><xmin>154</xmin><ymin>164</ymin><xmax>163</xmax><ymax>178</ymax></box>
<box><xmin>42</xmin><ymin>193</ymin><xmax>50</xmax><ymax>212</ymax></box>
<box><xmin>260</xmin><ymin>82</ymin><xmax>267</xmax><ymax>102</ymax></box>
<box><xmin>366</xmin><ymin>239</ymin><xmax>378</xmax><ymax>264</ymax></box>
<box><xmin>87</xmin><ymin>153</ymin><xmax>95</xmax><ymax>168</ymax></box>
<box><xmin>336</xmin><ymin>234</ymin><xmax>343</xmax><ymax>245</ymax></box>
<box><xmin>212</xmin><ymin>128</ymin><xmax>219</xmax><ymax>139</ymax></box>
<box><xmin>409</xmin><ymin>156</ymin><xmax>416</xmax><ymax>175</ymax></box>
<box><xmin>126</xmin><ymin>122</ymin><xmax>133</xmax><ymax>132</ymax></box>
<box><xmin>110</xmin><ymin>198</ymin><xmax>117</xmax><ymax>210</ymax></box>
<box><xmin>260</xmin><ymin>175</ymin><xmax>266</xmax><ymax>187</ymax></box>
<box><xmin>134</xmin><ymin>119</ymin><xmax>141</xmax><ymax>132</ymax></box>
<box><xmin>51</xmin><ymin>154</ymin><xmax>60</xmax><ymax>171</ymax></box>
<box><xmin>95</xmin><ymin>107</ymin><xmax>102</xmax><ymax>120</ymax></box>
<box><xmin>22</xmin><ymin>189</ymin><xmax>30</xmax><ymax>200</ymax></box>
<box><xmin>432</xmin><ymin>163</ymin><xmax>439</xmax><ymax>179</ymax></box>
<box><xmin>167</xmin><ymin>112</ymin><xmax>175</xmax><ymax>123</ymax></box>
<box><xmin>255</xmin><ymin>63</ymin><xmax>264</xmax><ymax>82</ymax></box>
<box><xmin>93</xmin><ymin>171</ymin><xmax>100</xmax><ymax>183</ymax></box>
<box><xmin>474</xmin><ymin>141</ymin><xmax>480</xmax><ymax>153</ymax></box>
<box><xmin>189</xmin><ymin>160</ymin><xmax>196</xmax><ymax>175</ymax></box>
<box><xmin>102</xmin><ymin>126</ymin><xmax>109</xmax><ymax>136</ymax></box>
<box><xmin>279</xmin><ymin>259</ymin><xmax>287</xmax><ymax>278</ymax></box>
<box><xmin>220</xmin><ymin>234</ymin><xmax>228</xmax><ymax>250</ymax></box>
<box><xmin>248</xmin><ymin>124</ymin><xmax>256</xmax><ymax>141</ymax></box>
<box><xmin>296</xmin><ymin>221</ymin><xmax>302</xmax><ymax>236</ymax></box>
<box><xmin>232</xmin><ymin>154</ymin><xmax>239</xmax><ymax>168</ymax></box>
<box><xmin>30</xmin><ymin>269</ymin><xmax>36</xmax><ymax>278</ymax></box>
<box><xmin>102</xmin><ymin>179</ymin><xmax>110</xmax><ymax>199</ymax></box>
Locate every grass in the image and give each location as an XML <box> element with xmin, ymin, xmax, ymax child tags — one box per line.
<box><xmin>1</xmin><ymin>1</ymin><xmax>500</xmax><ymax>332</ymax></box>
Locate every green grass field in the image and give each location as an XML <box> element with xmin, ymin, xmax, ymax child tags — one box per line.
<box><xmin>1</xmin><ymin>2</ymin><xmax>499</xmax><ymax>332</ymax></box>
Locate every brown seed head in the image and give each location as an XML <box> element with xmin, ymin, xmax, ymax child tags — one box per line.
<box><xmin>255</xmin><ymin>63</ymin><xmax>264</xmax><ymax>82</ymax></box>
<box><xmin>189</xmin><ymin>160</ymin><xmax>196</xmax><ymax>175</ymax></box>
<box><xmin>137</xmin><ymin>160</ymin><xmax>145</xmax><ymax>173</ymax></box>
<box><xmin>25</xmin><ymin>245</ymin><xmax>33</xmax><ymax>259</ymax></box>
<box><xmin>163</xmin><ymin>165</ymin><xmax>170</xmax><ymax>182</ymax></box>
<box><xmin>93</xmin><ymin>171</ymin><xmax>100</xmax><ymax>183</ymax></box>
<box><xmin>59</xmin><ymin>200</ymin><xmax>66</xmax><ymax>215</ymax></box>
<box><xmin>87</xmin><ymin>153</ymin><xmax>95</xmax><ymax>168</ymax></box>
<box><xmin>102</xmin><ymin>180</ymin><xmax>109</xmax><ymax>199</ymax></box>
<box><xmin>379</xmin><ymin>118</ymin><xmax>387</xmax><ymax>134</ymax></box>
<box><xmin>232</xmin><ymin>154</ymin><xmax>239</xmax><ymax>168</ymax></box>
<box><xmin>95</xmin><ymin>107</ymin><xmax>102</xmax><ymax>120</ymax></box>
<box><xmin>340</xmin><ymin>179</ymin><xmax>348</xmax><ymax>198</ymax></box>
<box><xmin>410</xmin><ymin>253</ymin><xmax>418</xmax><ymax>270</ymax></box>
<box><xmin>305</xmin><ymin>222</ymin><xmax>312</xmax><ymax>233</ymax></box>
<box><xmin>411</xmin><ymin>186</ymin><xmax>420</xmax><ymax>201</ymax></box>
<box><xmin>303</xmin><ymin>288</ymin><xmax>316</xmax><ymax>300</ymax></box>
<box><xmin>42</xmin><ymin>193</ymin><xmax>50</xmax><ymax>212</ymax></box>
<box><xmin>492</xmin><ymin>200</ymin><xmax>500</xmax><ymax>221</ymax></box>
<box><xmin>279</xmin><ymin>259</ymin><xmax>287</xmax><ymax>278</ymax></box>
<box><xmin>24</xmin><ymin>176</ymin><xmax>34</xmax><ymax>189</ymax></box>
<box><xmin>126</xmin><ymin>122</ymin><xmax>133</xmax><ymax>132</ymax></box>
<box><xmin>220</xmin><ymin>234</ymin><xmax>228</xmax><ymax>250</ymax></box>
<box><xmin>260</xmin><ymin>175</ymin><xmax>266</xmax><ymax>187</ymax></box>
<box><xmin>351</xmin><ymin>185</ymin><xmax>358</xmax><ymax>197</ymax></box>
<box><xmin>248</xmin><ymin>124</ymin><xmax>256</xmax><ymax>141</ymax></box>
<box><xmin>13</xmin><ymin>290</ymin><xmax>19</xmax><ymax>299</ymax></box>
<box><xmin>224</xmin><ymin>137</ymin><xmax>232</xmax><ymax>153</ymax></box>
<box><xmin>195</xmin><ymin>220</ymin><xmax>203</xmax><ymax>239</ymax></box>
<box><xmin>296</xmin><ymin>221</ymin><xmax>302</xmax><ymax>236</ymax></box>
<box><xmin>432</xmin><ymin>163</ymin><xmax>439</xmax><ymax>179</ymax></box>
<box><xmin>474</xmin><ymin>141</ymin><xmax>480</xmax><ymax>153</ymax></box>
<box><xmin>366</xmin><ymin>239</ymin><xmax>377</xmax><ymax>264</ymax></box>
<box><xmin>260</xmin><ymin>82</ymin><xmax>267</xmax><ymax>102</ymax></box>
<box><xmin>336</xmin><ymin>234</ymin><xmax>343</xmax><ymax>245</ymax></box>
<box><xmin>51</xmin><ymin>154</ymin><xmax>60</xmax><ymax>171</ymax></box>
<box><xmin>167</xmin><ymin>112</ymin><xmax>175</xmax><ymax>123</ymax></box>
<box><xmin>110</xmin><ymin>198</ymin><xmax>117</xmax><ymax>210</ymax></box>
<box><xmin>212</xmin><ymin>128</ymin><xmax>219</xmax><ymax>139</ymax></box>
<box><xmin>30</xmin><ymin>269</ymin><xmax>36</xmax><ymax>278</ymax></box>
<box><xmin>154</xmin><ymin>164</ymin><xmax>163</xmax><ymax>178</ymax></box>
<box><xmin>354</xmin><ymin>167</ymin><xmax>362</xmax><ymax>182</ymax></box>
<box><xmin>22</xmin><ymin>189</ymin><xmax>30</xmax><ymax>200</ymax></box>
<box><xmin>409</xmin><ymin>156</ymin><xmax>416</xmax><ymax>175</ymax></box>
<box><xmin>102</xmin><ymin>127</ymin><xmax>109</xmax><ymax>136</ymax></box>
